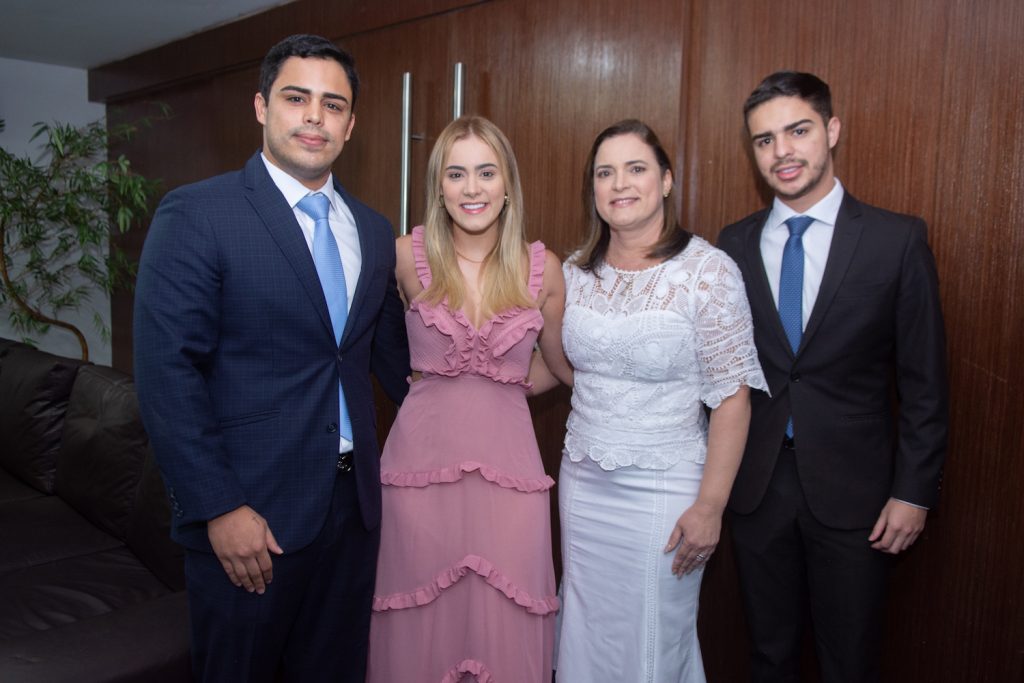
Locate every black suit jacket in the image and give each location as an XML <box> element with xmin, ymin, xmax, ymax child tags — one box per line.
<box><xmin>718</xmin><ymin>192</ymin><xmax>948</xmax><ymax>529</ymax></box>
<box><xmin>134</xmin><ymin>152</ymin><xmax>410</xmax><ymax>552</ymax></box>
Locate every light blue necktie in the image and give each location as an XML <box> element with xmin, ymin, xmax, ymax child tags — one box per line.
<box><xmin>778</xmin><ymin>215</ymin><xmax>814</xmax><ymax>438</ymax></box>
<box><xmin>297</xmin><ymin>192</ymin><xmax>352</xmax><ymax>441</ymax></box>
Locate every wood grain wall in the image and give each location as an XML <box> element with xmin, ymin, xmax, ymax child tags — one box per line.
<box><xmin>93</xmin><ymin>0</ymin><xmax>1024</xmax><ymax>679</ymax></box>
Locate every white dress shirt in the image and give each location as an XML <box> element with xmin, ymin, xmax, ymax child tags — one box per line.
<box><xmin>760</xmin><ymin>178</ymin><xmax>844</xmax><ymax>330</ymax></box>
<box><xmin>261</xmin><ymin>154</ymin><xmax>362</xmax><ymax>311</ymax></box>
<box><xmin>262</xmin><ymin>154</ymin><xmax>361</xmax><ymax>452</ymax></box>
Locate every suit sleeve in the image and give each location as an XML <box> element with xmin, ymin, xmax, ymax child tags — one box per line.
<box><xmin>369</xmin><ymin>225</ymin><xmax>411</xmax><ymax>405</ymax></box>
<box><xmin>891</xmin><ymin>219</ymin><xmax>949</xmax><ymax>507</ymax></box>
<box><xmin>133</xmin><ymin>190</ymin><xmax>247</xmax><ymax>529</ymax></box>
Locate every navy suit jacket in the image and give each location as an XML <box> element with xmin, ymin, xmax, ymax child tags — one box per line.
<box><xmin>134</xmin><ymin>152</ymin><xmax>410</xmax><ymax>553</ymax></box>
<box><xmin>718</xmin><ymin>192</ymin><xmax>948</xmax><ymax>529</ymax></box>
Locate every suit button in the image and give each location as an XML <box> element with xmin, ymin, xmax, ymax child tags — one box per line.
<box><xmin>790</xmin><ymin>372</ymin><xmax>801</xmax><ymax>382</ymax></box>
<box><xmin>327</xmin><ymin>423</ymin><xmax>338</xmax><ymax>433</ymax></box>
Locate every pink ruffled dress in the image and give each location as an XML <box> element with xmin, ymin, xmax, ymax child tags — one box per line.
<box><xmin>368</xmin><ymin>226</ymin><xmax>558</xmax><ymax>683</ymax></box>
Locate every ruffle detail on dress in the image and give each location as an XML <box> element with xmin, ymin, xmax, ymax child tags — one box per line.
<box><xmin>527</xmin><ymin>240</ymin><xmax>545</xmax><ymax>298</ymax></box>
<box><xmin>372</xmin><ymin>553</ymin><xmax>561</xmax><ymax>616</ymax></box>
<box><xmin>700</xmin><ymin>375</ymin><xmax>770</xmax><ymax>410</ymax></box>
<box><xmin>411</xmin><ymin>299</ymin><xmax>474</xmax><ymax>371</ymax></box>
<box><xmin>409</xmin><ymin>296</ymin><xmax>542</xmax><ymax>385</ymax></box>
<box><xmin>381</xmin><ymin>461</ymin><xmax>555</xmax><ymax>492</ymax></box>
<box><xmin>440</xmin><ymin>659</ymin><xmax>495</xmax><ymax>683</ymax></box>
<box><xmin>564</xmin><ymin>429</ymin><xmax>706</xmax><ymax>470</ymax></box>
<box><xmin>483</xmin><ymin>309</ymin><xmax>543</xmax><ymax>358</ymax></box>
<box><xmin>411</xmin><ymin>225</ymin><xmax>432</xmax><ymax>288</ymax></box>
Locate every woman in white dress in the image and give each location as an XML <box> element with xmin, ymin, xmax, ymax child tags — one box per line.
<box><xmin>555</xmin><ymin>119</ymin><xmax>767</xmax><ymax>683</ymax></box>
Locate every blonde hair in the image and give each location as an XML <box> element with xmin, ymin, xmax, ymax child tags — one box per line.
<box><xmin>420</xmin><ymin>116</ymin><xmax>533</xmax><ymax>315</ymax></box>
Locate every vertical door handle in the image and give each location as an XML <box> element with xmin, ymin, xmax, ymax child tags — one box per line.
<box><xmin>400</xmin><ymin>72</ymin><xmax>412</xmax><ymax>236</ymax></box>
<box><xmin>452</xmin><ymin>62</ymin><xmax>464</xmax><ymax>120</ymax></box>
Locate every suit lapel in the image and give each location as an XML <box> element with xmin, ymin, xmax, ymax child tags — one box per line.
<box><xmin>335</xmin><ymin>180</ymin><xmax>376</xmax><ymax>347</ymax></box>
<box><xmin>743</xmin><ymin>211</ymin><xmax>796</xmax><ymax>356</ymax></box>
<box><xmin>243</xmin><ymin>154</ymin><xmax>336</xmax><ymax>341</ymax></box>
<box><xmin>799</xmin><ymin>193</ymin><xmax>864</xmax><ymax>353</ymax></box>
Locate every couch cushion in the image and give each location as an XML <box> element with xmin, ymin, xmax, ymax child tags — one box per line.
<box><xmin>0</xmin><ymin>497</ymin><xmax>122</xmax><ymax>574</ymax></box>
<box><xmin>0</xmin><ymin>546</ymin><xmax>172</xmax><ymax>639</ymax></box>
<box><xmin>0</xmin><ymin>344</ymin><xmax>85</xmax><ymax>494</ymax></box>
<box><xmin>127</xmin><ymin>453</ymin><xmax>185</xmax><ymax>591</ymax></box>
<box><xmin>0</xmin><ymin>469</ymin><xmax>43</xmax><ymax>504</ymax></box>
<box><xmin>55</xmin><ymin>365</ymin><xmax>149</xmax><ymax>541</ymax></box>
<box><xmin>0</xmin><ymin>590</ymin><xmax>189</xmax><ymax>683</ymax></box>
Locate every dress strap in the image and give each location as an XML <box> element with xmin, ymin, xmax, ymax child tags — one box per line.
<box><xmin>411</xmin><ymin>225</ymin><xmax>432</xmax><ymax>288</ymax></box>
<box><xmin>527</xmin><ymin>240</ymin><xmax>546</xmax><ymax>299</ymax></box>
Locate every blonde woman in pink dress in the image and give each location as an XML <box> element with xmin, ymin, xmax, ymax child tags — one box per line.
<box><xmin>368</xmin><ymin>116</ymin><xmax>572</xmax><ymax>683</ymax></box>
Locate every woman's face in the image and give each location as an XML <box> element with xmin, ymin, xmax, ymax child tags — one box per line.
<box><xmin>441</xmin><ymin>134</ymin><xmax>506</xmax><ymax>236</ymax></box>
<box><xmin>592</xmin><ymin>133</ymin><xmax>671</xmax><ymax>236</ymax></box>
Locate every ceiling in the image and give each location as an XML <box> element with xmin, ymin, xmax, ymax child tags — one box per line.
<box><xmin>0</xmin><ymin>0</ymin><xmax>296</xmax><ymax>69</ymax></box>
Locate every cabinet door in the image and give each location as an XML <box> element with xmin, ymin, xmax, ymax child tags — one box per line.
<box><xmin>333</xmin><ymin>12</ymin><xmax>463</xmax><ymax>233</ymax></box>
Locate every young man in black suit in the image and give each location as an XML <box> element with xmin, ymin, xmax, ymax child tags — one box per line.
<box><xmin>717</xmin><ymin>71</ymin><xmax>948</xmax><ymax>682</ymax></box>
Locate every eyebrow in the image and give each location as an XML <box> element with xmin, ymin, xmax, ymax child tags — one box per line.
<box><xmin>279</xmin><ymin>85</ymin><xmax>350</xmax><ymax>105</ymax></box>
<box><xmin>750</xmin><ymin>118</ymin><xmax>815</xmax><ymax>142</ymax></box>
<box><xmin>594</xmin><ymin>159</ymin><xmax>648</xmax><ymax>170</ymax></box>
<box><xmin>445</xmin><ymin>162</ymin><xmax>499</xmax><ymax>172</ymax></box>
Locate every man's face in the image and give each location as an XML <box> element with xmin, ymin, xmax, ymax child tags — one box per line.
<box><xmin>254</xmin><ymin>56</ymin><xmax>356</xmax><ymax>190</ymax></box>
<box><xmin>746</xmin><ymin>95</ymin><xmax>840</xmax><ymax>212</ymax></box>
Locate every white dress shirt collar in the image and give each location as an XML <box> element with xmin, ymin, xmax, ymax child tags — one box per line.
<box><xmin>260</xmin><ymin>153</ymin><xmax>342</xmax><ymax>212</ymax></box>
<box><xmin>767</xmin><ymin>178</ymin><xmax>845</xmax><ymax>234</ymax></box>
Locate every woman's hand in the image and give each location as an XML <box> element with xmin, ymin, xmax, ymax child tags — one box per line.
<box><xmin>664</xmin><ymin>500</ymin><xmax>722</xmax><ymax>577</ymax></box>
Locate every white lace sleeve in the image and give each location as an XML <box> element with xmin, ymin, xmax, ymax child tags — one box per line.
<box><xmin>690</xmin><ymin>249</ymin><xmax>768</xmax><ymax>408</ymax></box>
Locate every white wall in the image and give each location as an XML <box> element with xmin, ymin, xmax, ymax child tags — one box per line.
<box><xmin>0</xmin><ymin>57</ymin><xmax>110</xmax><ymax>364</ymax></box>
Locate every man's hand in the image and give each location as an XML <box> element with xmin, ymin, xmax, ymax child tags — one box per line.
<box><xmin>207</xmin><ymin>505</ymin><xmax>283</xmax><ymax>593</ymax></box>
<box><xmin>868</xmin><ymin>498</ymin><xmax>927</xmax><ymax>554</ymax></box>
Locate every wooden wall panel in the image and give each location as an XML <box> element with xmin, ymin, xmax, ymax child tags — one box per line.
<box><xmin>89</xmin><ymin>0</ymin><xmax>488</xmax><ymax>103</ymax></box>
<box><xmin>682</xmin><ymin>0</ymin><xmax>1024</xmax><ymax>680</ymax></box>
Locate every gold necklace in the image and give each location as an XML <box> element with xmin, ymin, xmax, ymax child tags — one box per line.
<box><xmin>455</xmin><ymin>250</ymin><xmax>485</xmax><ymax>264</ymax></box>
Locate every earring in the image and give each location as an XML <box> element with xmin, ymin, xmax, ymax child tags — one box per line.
<box><xmin>663</xmin><ymin>190</ymin><xmax>670</xmax><ymax>198</ymax></box>
<box><xmin>504</xmin><ymin>194</ymin><xmax>510</xmax><ymax>207</ymax></box>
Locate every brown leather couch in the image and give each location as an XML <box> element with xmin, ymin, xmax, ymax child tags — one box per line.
<box><xmin>0</xmin><ymin>339</ymin><xmax>189</xmax><ymax>682</ymax></box>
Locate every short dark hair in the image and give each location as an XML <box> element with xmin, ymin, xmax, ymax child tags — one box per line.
<box><xmin>743</xmin><ymin>71</ymin><xmax>832</xmax><ymax>128</ymax></box>
<box><xmin>258</xmin><ymin>34</ymin><xmax>360</xmax><ymax>109</ymax></box>
<box><xmin>575</xmin><ymin>119</ymin><xmax>690</xmax><ymax>272</ymax></box>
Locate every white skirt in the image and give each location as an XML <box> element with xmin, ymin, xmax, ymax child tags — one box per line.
<box><xmin>555</xmin><ymin>454</ymin><xmax>707</xmax><ymax>683</ymax></box>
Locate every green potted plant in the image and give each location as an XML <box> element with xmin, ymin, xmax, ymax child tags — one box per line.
<box><xmin>0</xmin><ymin>116</ymin><xmax>160</xmax><ymax>360</ymax></box>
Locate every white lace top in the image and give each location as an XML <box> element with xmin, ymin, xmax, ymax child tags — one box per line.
<box><xmin>562</xmin><ymin>236</ymin><xmax>768</xmax><ymax>470</ymax></box>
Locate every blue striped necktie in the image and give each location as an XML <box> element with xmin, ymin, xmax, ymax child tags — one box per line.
<box><xmin>779</xmin><ymin>215</ymin><xmax>814</xmax><ymax>438</ymax></box>
<box><xmin>297</xmin><ymin>192</ymin><xmax>352</xmax><ymax>441</ymax></box>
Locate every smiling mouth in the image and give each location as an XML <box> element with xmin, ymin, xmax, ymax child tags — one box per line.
<box><xmin>773</xmin><ymin>160</ymin><xmax>805</xmax><ymax>181</ymax></box>
<box><xmin>610</xmin><ymin>197</ymin><xmax>638</xmax><ymax>207</ymax></box>
<box><xmin>460</xmin><ymin>202</ymin><xmax>488</xmax><ymax>213</ymax></box>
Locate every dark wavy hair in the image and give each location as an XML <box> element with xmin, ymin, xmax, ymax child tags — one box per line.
<box><xmin>743</xmin><ymin>71</ymin><xmax>832</xmax><ymax>130</ymax></box>
<box><xmin>575</xmin><ymin>119</ymin><xmax>690</xmax><ymax>272</ymax></box>
<box><xmin>258</xmin><ymin>34</ymin><xmax>360</xmax><ymax>109</ymax></box>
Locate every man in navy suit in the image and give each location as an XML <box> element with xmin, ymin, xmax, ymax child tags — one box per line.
<box><xmin>717</xmin><ymin>72</ymin><xmax>948</xmax><ymax>682</ymax></box>
<box><xmin>134</xmin><ymin>34</ymin><xmax>410</xmax><ymax>682</ymax></box>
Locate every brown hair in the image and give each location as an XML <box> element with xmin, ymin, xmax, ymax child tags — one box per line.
<box><xmin>574</xmin><ymin>119</ymin><xmax>690</xmax><ymax>272</ymax></box>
